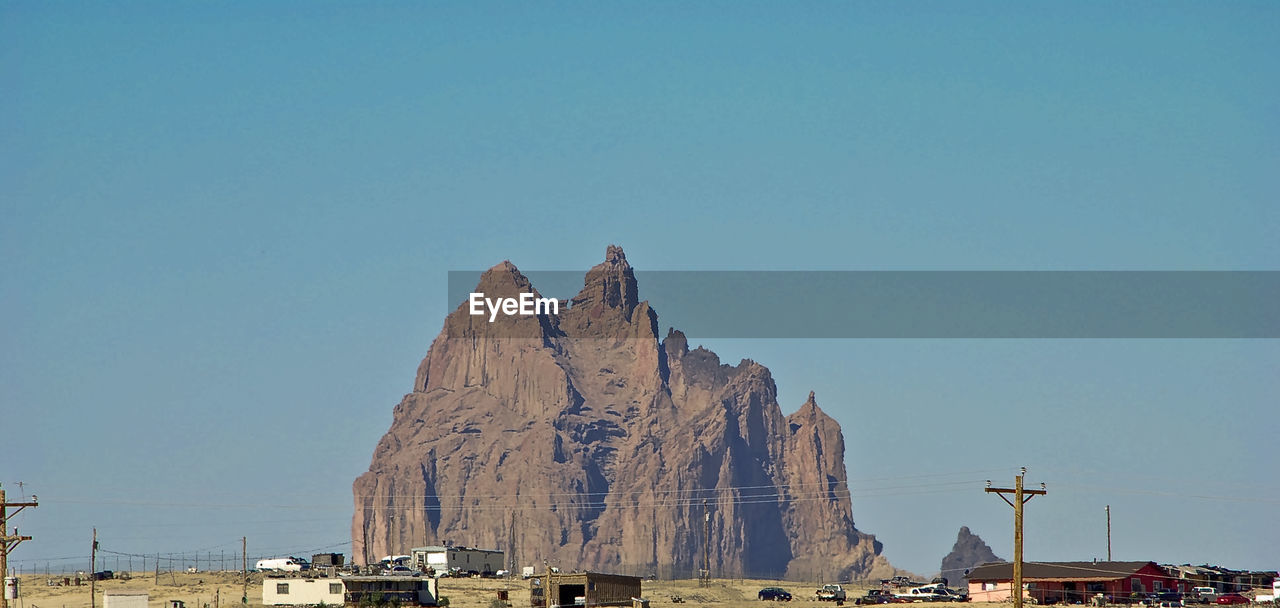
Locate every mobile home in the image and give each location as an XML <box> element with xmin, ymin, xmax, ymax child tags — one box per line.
<box><xmin>410</xmin><ymin>546</ymin><xmax>504</xmax><ymax>576</ymax></box>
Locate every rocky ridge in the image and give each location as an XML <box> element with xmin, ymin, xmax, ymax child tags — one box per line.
<box><xmin>939</xmin><ymin>526</ymin><xmax>1003</xmax><ymax>582</ymax></box>
<box><xmin>352</xmin><ymin>246</ymin><xmax>897</xmax><ymax>580</ymax></box>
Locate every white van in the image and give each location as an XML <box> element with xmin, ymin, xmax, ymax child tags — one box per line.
<box><xmin>255</xmin><ymin>558</ymin><xmax>306</xmax><ymax>572</ymax></box>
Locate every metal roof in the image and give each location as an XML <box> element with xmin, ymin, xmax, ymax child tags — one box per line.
<box><xmin>342</xmin><ymin>575</ymin><xmax>434</xmax><ymax>582</ymax></box>
<box><xmin>409</xmin><ymin>546</ymin><xmax>502</xmax><ymax>553</ymax></box>
<box><xmin>967</xmin><ymin>561</ymin><xmax>1158</xmax><ymax>582</ymax></box>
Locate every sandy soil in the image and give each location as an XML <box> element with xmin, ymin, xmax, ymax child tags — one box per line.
<box><xmin>10</xmin><ymin>572</ymin><xmax>979</xmax><ymax>608</ymax></box>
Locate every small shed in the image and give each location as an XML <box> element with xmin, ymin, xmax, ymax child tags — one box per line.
<box><xmin>312</xmin><ymin>553</ymin><xmax>346</xmax><ymax>569</ymax></box>
<box><xmin>103</xmin><ymin>592</ymin><xmax>149</xmax><ymax>608</ymax></box>
<box><xmin>531</xmin><ymin>572</ymin><xmax>642</xmax><ymax>608</ymax></box>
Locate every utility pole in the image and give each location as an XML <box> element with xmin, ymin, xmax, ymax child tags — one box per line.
<box><xmin>90</xmin><ymin>528</ymin><xmax>98</xmax><ymax>608</ymax></box>
<box><xmin>1</xmin><ymin>487</ymin><xmax>39</xmax><ymax>608</ymax></box>
<box><xmin>504</xmin><ymin>512</ymin><xmax>514</xmax><ymax>578</ymax></box>
<box><xmin>701</xmin><ymin>499</ymin><xmax>710</xmax><ymax>587</ymax></box>
<box><xmin>1105</xmin><ymin>506</ymin><xmax>1112</xmax><ymax>561</ymax></box>
<box><xmin>986</xmin><ymin>468</ymin><xmax>1046</xmax><ymax>608</ymax></box>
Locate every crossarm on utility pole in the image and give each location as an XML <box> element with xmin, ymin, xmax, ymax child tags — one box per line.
<box><xmin>986</xmin><ymin>488</ymin><xmax>1017</xmax><ymax>508</ymax></box>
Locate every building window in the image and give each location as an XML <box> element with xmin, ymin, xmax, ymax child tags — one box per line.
<box><xmin>277</xmin><ymin>584</ymin><xmax>289</xmax><ymax>595</ymax></box>
<box><xmin>330</xmin><ymin>584</ymin><xmax>343</xmax><ymax>595</ymax></box>
<box><xmin>1154</xmin><ymin>581</ymin><xmax>1163</xmax><ymax>592</ymax></box>
<box><xmin>1132</xmin><ymin>579</ymin><xmax>1144</xmax><ymax>593</ymax></box>
<box><xmin>984</xmin><ymin>583</ymin><xmax>997</xmax><ymax>591</ymax></box>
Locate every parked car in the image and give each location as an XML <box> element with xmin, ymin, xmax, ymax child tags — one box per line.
<box><xmin>896</xmin><ymin>586</ymin><xmax>954</xmax><ymax>602</ymax></box>
<box><xmin>856</xmin><ymin>590</ymin><xmax>897</xmax><ymax>605</ymax></box>
<box><xmin>382</xmin><ymin>565</ymin><xmax>420</xmax><ymax>576</ymax></box>
<box><xmin>1215</xmin><ymin>594</ymin><xmax>1249</xmax><ymax>605</ymax></box>
<box><xmin>760</xmin><ymin>588</ymin><xmax>793</xmax><ymax>601</ymax></box>
<box><xmin>1157</xmin><ymin>591</ymin><xmax>1185</xmax><ymax>607</ymax></box>
<box><xmin>1191</xmin><ymin>588</ymin><xmax>1217</xmax><ymax>604</ymax></box>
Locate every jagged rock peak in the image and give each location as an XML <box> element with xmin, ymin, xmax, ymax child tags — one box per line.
<box><xmin>604</xmin><ymin>244</ymin><xmax>628</xmax><ymax>265</ymax></box>
<box><xmin>476</xmin><ymin>260</ymin><xmax>533</xmax><ymax>290</ymax></box>
<box><xmin>790</xmin><ymin>390</ymin><xmax>830</xmax><ymax>419</ymax></box>
<box><xmin>570</xmin><ymin>244</ymin><xmax>640</xmax><ymax>319</ymax></box>
<box><xmin>940</xmin><ymin>526</ymin><xmax>1003</xmax><ymax>582</ymax></box>
<box><xmin>663</xmin><ymin>328</ymin><xmax>689</xmax><ymax>356</ymax></box>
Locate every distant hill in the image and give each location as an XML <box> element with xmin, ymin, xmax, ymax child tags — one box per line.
<box><xmin>940</xmin><ymin>526</ymin><xmax>1003</xmax><ymax>583</ymax></box>
<box><xmin>351</xmin><ymin>245</ymin><xmax>900</xmax><ymax>580</ymax></box>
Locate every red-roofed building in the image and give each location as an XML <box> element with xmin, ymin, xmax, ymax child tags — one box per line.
<box><xmin>967</xmin><ymin>561</ymin><xmax>1180</xmax><ymax>604</ymax></box>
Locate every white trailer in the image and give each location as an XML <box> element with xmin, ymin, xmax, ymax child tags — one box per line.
<box><xmin>256</xmin><ymin>558</ymin><xmax>307</xmax><ymax>572</ymax></box>
<box><xmin>263</xmin><ymin>578</ymin><xmax>346</xmax><ymax>606</ymax></box>
<box><xmin>410</xmin><ymin>546</ymin><xmax>504</xmax><ymax>576</ymax></box>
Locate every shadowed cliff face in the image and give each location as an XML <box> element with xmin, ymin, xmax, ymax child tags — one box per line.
<box><xmin>352</xmin><ymin>246</ymin><xmax>897</xmax><ymax>580</ymax></box>
<box><xmin>940</xmin><ymin>526</ymin><xmax>1003</xmax><ymax>582</ymax></box>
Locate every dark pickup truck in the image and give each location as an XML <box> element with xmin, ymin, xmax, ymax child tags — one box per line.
<box><xmin>856</xmin><ymin>590</ymin><xmax>898</xmax><ymax>605</ymax></box>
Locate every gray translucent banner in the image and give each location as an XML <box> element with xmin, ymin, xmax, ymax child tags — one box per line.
<box><xmin>447</xmin><ymin>271</ymin><xmax>1279</xmax><ymax>338</ymax></box>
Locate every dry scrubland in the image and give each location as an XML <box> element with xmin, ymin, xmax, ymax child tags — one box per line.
<box><xmin>12</xmin><ymin>573</ymin><xmax>979</xmax><ymax>608</ymax></box>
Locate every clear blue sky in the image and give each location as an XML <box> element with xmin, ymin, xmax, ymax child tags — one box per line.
<box><xmin>3</xmin><ymin>2</ymin><xmax>1277</xmax><ymax>577</ymax></box>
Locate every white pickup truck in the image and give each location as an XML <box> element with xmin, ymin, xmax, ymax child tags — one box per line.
<box><xmin>895</xmin><ymin>584</ymin><xmax>966</xmax><ymax>602</ymax></box>
<box><xmin>816</xmin><ymin>585</ymin><xmax>848</xmax><ymax>602</ymax></box>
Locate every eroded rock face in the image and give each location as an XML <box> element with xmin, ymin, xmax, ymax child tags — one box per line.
<box><xmin>940</xmin><ymin>526</ymin><xmax>1003</xmax><ymax>582</ymax></box>
<box><xmin>352</xmin><ymin>246</ymin><xmax>897</xmax><ymax>579</ymax></box>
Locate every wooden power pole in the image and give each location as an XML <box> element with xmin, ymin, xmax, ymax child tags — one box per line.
<box><xmin>1105</xmin><ymin>505</ymin><xmax>1112</xmax><ymax>561</ymax></box>
<box><xmin>700</xmin><ymin>499</ymin><xmax>710</xmax><ymax>587</ymax></box>
<box><xmin>1</xmin><ymin>487</ymin><xmax>39</xmax><ymax>608</ymax></box>
<box><xmin>90</xmin><ymin>528</ymin><xmax>98</xmax><ymax>608</ymax></box>
<box><xmin>986</xmin><ymin>468</ymin><xmax>1046</xmax><ymax>608</ymax></box>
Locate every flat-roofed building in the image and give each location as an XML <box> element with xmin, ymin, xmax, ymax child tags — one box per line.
<box><xmin>263</xmin><ymin>577</ymin><xmax>346</xmax><ymax>606</ymax></box>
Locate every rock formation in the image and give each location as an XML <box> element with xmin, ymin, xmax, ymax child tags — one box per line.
<box><xmin>939</xmin><ymin>526</ymin><xmax>1003</xmax><ymax>583</ymax></box>
<box><xmin>352</xmin><ymin>246</ymin><xmax>897</xmax><ymax>580</ymax></box>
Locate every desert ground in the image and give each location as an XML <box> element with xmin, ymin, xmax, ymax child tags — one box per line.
<box><xmin>9</xmin><ymin>572</ymin><xmax>980</xmax><ymax>608</ymax></box>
